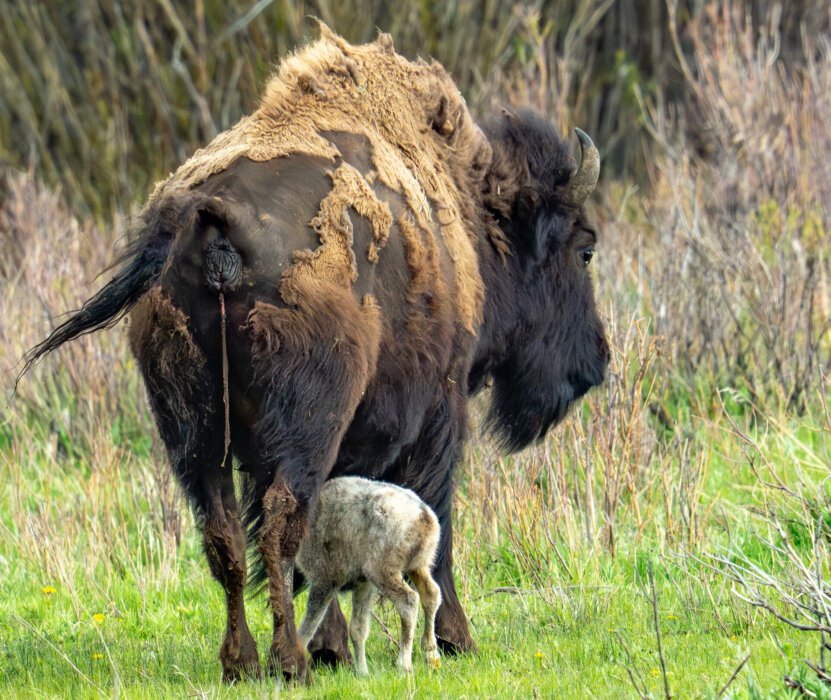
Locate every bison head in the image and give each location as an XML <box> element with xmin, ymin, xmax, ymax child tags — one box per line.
<box><xmin>471</xmin><ymin>109</ymin><xmax>610</xmax><ymax>451</ymax></box>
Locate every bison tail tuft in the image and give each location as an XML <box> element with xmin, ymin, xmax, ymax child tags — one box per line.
<box><xmin>17</xmin><ymin>225</ymin><xmax>173</xmax><ymax>383</ymax></box>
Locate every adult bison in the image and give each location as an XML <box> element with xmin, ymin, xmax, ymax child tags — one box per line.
<box><xmin>23</xmin><ymin>27</ymin><xmax>608</xmax><ymax>682</ymax></box>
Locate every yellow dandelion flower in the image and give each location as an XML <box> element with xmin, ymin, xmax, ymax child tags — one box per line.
<box><xmin>651</xmin><ymin>669</ymin><xmax>660</xmax><ymax>677</ymax></box>
<box><xmin>92</xmin><ymin>653</ymin><xmax>104</xmax><ymax>660</ymax></box>
<box><xmin>666</xmin><ymin>614</ymin><xmax>678</xmax><ymax>620</ymax></box>
<box><xmin>92</xmin><ymin>613</ymin><xmax>106</xmax><ymax>624</ymax></box>
<box><xmin>42</xmin><ymin>586</ymin><xmax>57</xmax><ymax>595</ymax></box>
<box><xmin>730</xmin><ymin>634</ymin><xmax>738</xmax><ymax>642</ymax></box>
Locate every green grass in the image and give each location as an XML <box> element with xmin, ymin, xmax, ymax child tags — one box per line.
<box><xmin>0</xmin><ymin>392</ymin><xmax>825</xmax><ymax>699</ymax></box>
<box><xmin>0</xmin><ymin>538</ymin><xmax>812</xmax><ymax>699</ymax></box>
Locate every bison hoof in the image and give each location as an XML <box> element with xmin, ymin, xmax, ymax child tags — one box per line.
<box><xmin>436</xmin><ymin>634</ymin><xmax>478</xmax><ymax>655</ymax></box>
<box><xmin>435</xmin><ymin>620</ymin><xmax>478</xmax><ymax>656</ymax></box>
<box><xmin>267</xmin><ymin>644</ymin><xmax>309</xmax><ymax>686</ymax></box>
<box><xmin>310</xmin><ymin>646</ymin><xmax>351</xmax><ymax>668</ymax></box>
<box><xmin>306</xmin><ymin>604</ymin><xmax>353</xmax><ymax>668</ymax></box>
<box><xmin>220</xmin><ymin>634</ymin><xmax>262</xmax><ymax>683</ymax></box>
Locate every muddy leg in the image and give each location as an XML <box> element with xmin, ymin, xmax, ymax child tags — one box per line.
<box><xmin>244</xmin><ymin>286</ymin><xmax>382</xmax><ymax>681</ymax></box>
<box><xmin>258</xmin><ymin>480</ymin><xmax>308</xmax><ymax>683</ymax></box>
<box><xmin>131</xmin><ymin>291</ymin><xmax>260</xmax><ymax>682</ymax></box>
<box><xmin>203</xmin><ymin>481</ymin><xmax>261</xmax><ymax>682</ymax></box>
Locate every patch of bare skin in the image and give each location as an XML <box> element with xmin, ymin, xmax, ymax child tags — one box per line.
<box><xmin>279</xmin><ymin>163</ymin><xmax>392</xmax><ymax>301</ymax></box>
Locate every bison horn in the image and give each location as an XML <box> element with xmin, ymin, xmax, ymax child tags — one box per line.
<box><xmin>560</xmin><ymin>128</ymin><xmax>600</xmax><ymax>208</ymax></box>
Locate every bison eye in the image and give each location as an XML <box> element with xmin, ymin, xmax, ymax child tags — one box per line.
<box><xmin>581</xmin><ymin>247</ymin><xmax>594</xmax><ymax>266</ymax></box>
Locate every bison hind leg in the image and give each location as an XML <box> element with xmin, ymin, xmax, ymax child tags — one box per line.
<box><xmin>242</xmin><ymin>283</ymin><xmax>382</xmax><ymax>682</ymax></box>
<box><xmin>130</xmin><ymin>291</ymin><xmax>261</xmax><ymax>681</ymax></box>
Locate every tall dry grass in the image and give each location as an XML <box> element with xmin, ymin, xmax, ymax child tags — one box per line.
<box><xmin>2</xmin><ymin>1</ymin><xmax>829</xmax><ymax>218</ymax></box>
<box><xmin>633</xmin><ymin>4</ymin><xmax>831</xmax><ymax>410</ymax></box>
<box><xmin>0</xmin><ymin>173</ymin><xmax>184</xmax><ymax>593</ymax></box>
<box><xmin>454</xmin><ymin>1</ymin><xmax>831</xmax><ymax>591</ymax></box>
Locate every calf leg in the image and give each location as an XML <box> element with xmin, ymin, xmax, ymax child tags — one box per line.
<box><xmin>377</xmin><ymin>575</ymin><xmax>419</xmax><ymax>674</ymax></box>
<box><xmin>409</xmin><ymin>568</ymin><xmax>442</xmax><ymax>667</ymax></box>
<box><xmin>292</xmin><ymin>568</ymin><xmax>352</xmax><ymax>667</ymax></box>
<box><xmin>349</xmin><ymin>580</ymin><xmax>374</xmax><ymax>677</ymax></box>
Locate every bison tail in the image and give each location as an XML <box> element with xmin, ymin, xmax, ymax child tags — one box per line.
<box><xmin>18</xmin><ymin>225</ymin><xmax>173</xmax><ymax>382</ymax></box>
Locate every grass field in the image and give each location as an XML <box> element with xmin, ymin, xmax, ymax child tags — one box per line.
<box><xmin>0</xmin><ymin>378</ymin><xmax>827</xmax><ymax>698</ymax></box>
<box><xmin>2</xmin><ymin>2</ymin><xmax>830</xmax><ymax>699</ymax></box>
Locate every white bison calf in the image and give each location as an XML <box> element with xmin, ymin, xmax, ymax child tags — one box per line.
<box><xmin>295</xmin><ymin>476</ymin><xmax>442</xmax><ymax>675</ymax></box>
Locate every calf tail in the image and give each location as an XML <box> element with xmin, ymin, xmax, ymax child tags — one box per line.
<box><xmin>18</xmin><ymin>223</ymin><xmax>173</xmax><ymax>381</ymax></box>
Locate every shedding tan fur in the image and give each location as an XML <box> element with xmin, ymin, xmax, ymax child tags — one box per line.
<box><xmin>280</xmin><ymin>163</ymin><xmax>392</xmax><ymax>301</ymax></box>
<box><xmin>149</xmin><ymin>23</ymin><xmax>488</xmax><ymax>332</ymax></box>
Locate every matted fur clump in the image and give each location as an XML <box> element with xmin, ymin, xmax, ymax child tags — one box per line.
<box><xmin>150</xmin><ymin>24</ymin><xmax>491</xmax><ymax>331</ymax></box>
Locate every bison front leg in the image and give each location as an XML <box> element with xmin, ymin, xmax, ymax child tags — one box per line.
<box><xmin>398</xmin><ymin>388</ymin><xmax>477</xmax><ymax>655</ymax></box>
<box><xmin>433</xmin><ymin>520</ymin><xmax>476</xmax><ymax>654</ymax></box>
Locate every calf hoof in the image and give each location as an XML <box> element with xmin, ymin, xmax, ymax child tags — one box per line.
<box><xmin>397</xmin><ymin>660</ymin><xmax>414</xmax><ymax>676</ymax></box>
<box><xmin>425</xmin><ymin>650</ymin><xmax>441</xmax><ymax>670</ymax></box>
<box><xmin>354</xmin><ymin>662</ymin><xmax>369</xmax><ymax>678</ymax></box>
<box><xmin>220</xmin><ymin>634</ymin><xmax>262</xmax><ymax>683</ymax></box>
